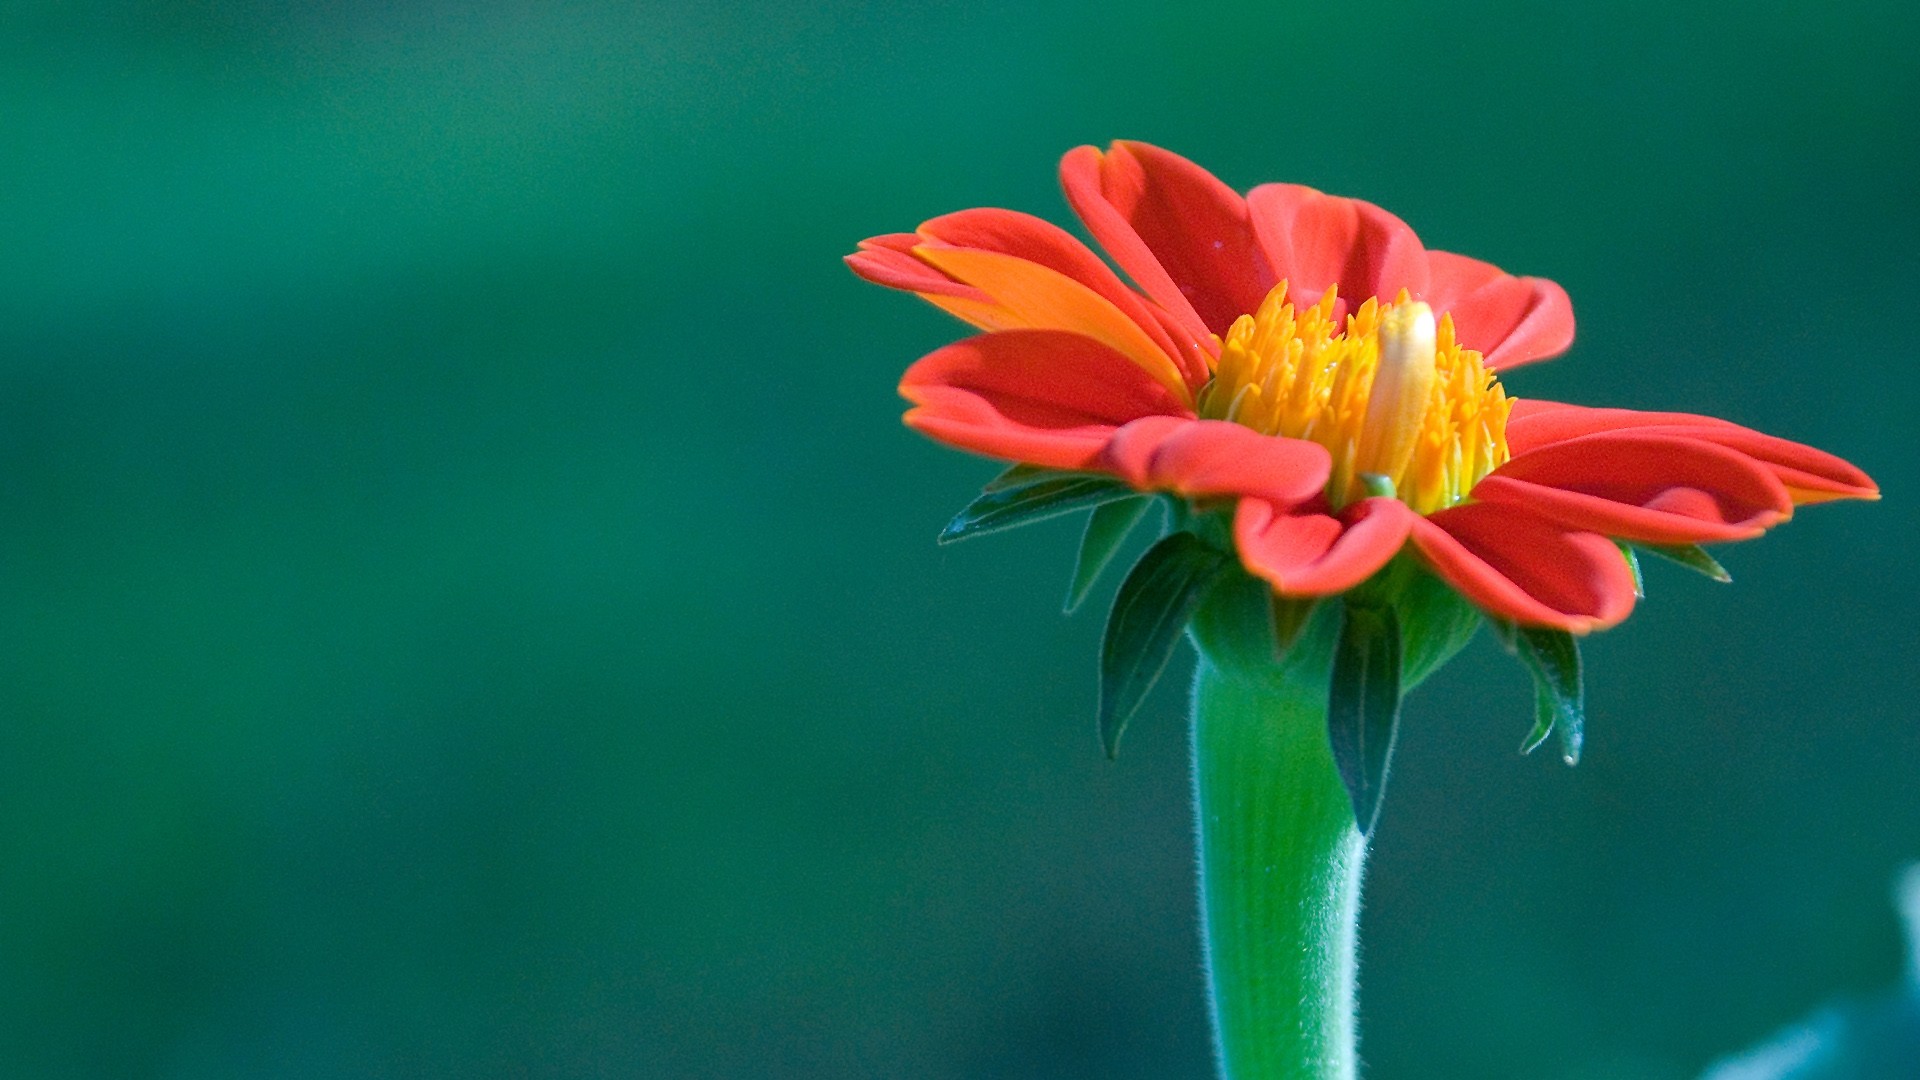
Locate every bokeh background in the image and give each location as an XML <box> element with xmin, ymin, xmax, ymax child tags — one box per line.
<box><xmin>3</xmin><ymin>2</ymin><xmax>1916</xmax><ymax>1077</ymax></box>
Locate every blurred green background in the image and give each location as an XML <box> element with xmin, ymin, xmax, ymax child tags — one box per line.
<box><xmin>1</xmin><ymin>2</ymin><xmax>1915</xmax><ymax>1077</ymax></box>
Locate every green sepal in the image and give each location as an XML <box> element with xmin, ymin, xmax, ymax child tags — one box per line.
<box><xmin>1185</xmin><ymin>567</ymin><xmax>1339</xmax><ymax>689</ymax></box>
<box><xmin>1344</xmin><ymin>555</ymin><xmax>1479</xmax><ymax>691</ymax></box>
<box><xmin>1270</xmin><ymin>595</ymin><xmax>1320</xmax><ymax>659</ymax></box>
<box><xmin>1064</xmin><ymin>496</ymin><xmax>1157</xmax><ymax>614</ymax></box>
<box><xmin>1099</xmin><ymin>532</ymin><xmax>1232</xmax><ymax>758</ymax></box>
<box><xmin>1618</xmin><ymin>542</ymin><xmax>1645</xmax><ymax>598</ymax></box>
<box><xmin>1383</xmin><ymin>561</ymin><xmax>1483</xmax><ymax>692</ymax></box>
<box><xmin>939</xmin><ymin>474</ymin><xmax>1134</xmax><ymax>544</ymax></box>
<box><xmin>1512</xmin><ymin>626</ymin><xmax>1584</xmax><ymax>765</ymax></box>
<box><xmin>1638</xmin><ymin>542</ymin><xmax>1732</xmax><ymax>582</ymax></box>
<box><xmin>1327</xmin><ymin>602</ymin><xmax>1403</xmax><ymax>836</ymax></box>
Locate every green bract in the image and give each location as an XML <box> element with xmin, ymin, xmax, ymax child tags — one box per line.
<box><xmin>932</xmin><ymin>464</ymin><xmax>1742</xmax><ymax>829</ymax></box>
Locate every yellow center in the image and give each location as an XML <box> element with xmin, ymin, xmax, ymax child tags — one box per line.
<box><xmin>1195</xmin><ymin>282</ymin><xmax>1511</xmax><ymax>515</ymax></box>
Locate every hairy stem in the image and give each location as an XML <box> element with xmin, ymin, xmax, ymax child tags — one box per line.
<box><xmin>1193</xmin><ymin>652</ymin><xmax>1366</xmax><ymax>1079</ymax></box>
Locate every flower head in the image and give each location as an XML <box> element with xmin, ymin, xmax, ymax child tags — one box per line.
<box><xmin>850</xmin><ymin>141</ymin><xmax>1876</xmax><ymax>636</ymax></box>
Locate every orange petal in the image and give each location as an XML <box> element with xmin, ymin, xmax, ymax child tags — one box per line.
<box><xmin>845</xmin><ymin>235</ymin><xmax>988</xmax><ymax>303</ymax></box>
<box><xmin>916</xmin><ymin>209</ymin><xmax>1204</xmax><ymax>385</ymax></box>
<box><xmin>913</xmin><ymin>244</ymin><xmax>1191</xmax><ymax>402</ymax></box>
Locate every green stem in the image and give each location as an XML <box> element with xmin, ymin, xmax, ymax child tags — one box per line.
<box><xmin>1192</xmin><ymin>651</ymin><xmax>1366</xmax><ymax>1079</ymax></box>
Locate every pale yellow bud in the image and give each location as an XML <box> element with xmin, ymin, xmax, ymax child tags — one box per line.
<box><xmin>1354</xmin><ymin>302</ymin><xmax>1437</xmax><ymax>488</ymax></box>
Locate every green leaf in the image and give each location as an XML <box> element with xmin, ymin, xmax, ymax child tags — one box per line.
<box><xmin>1638</xmin><ymin>543</ymin><xmax>1732</xmax><ymax>582</ymax></box>
<box><xmin>980</xmin><ymin>463</ymin><xmax>1081</xmax><ymax>493</ymax></box>
<box><xmin>1518</xmin><ymin>683</ymin><xmax>1556</xmax><ymax>755</ymax></box>
<box><xmin>1327</xmin><ymin>603</ymin><xmax>1403</xmax><ymax>836</ymax></box>
<box><xmin>1099</xmin><ymin>532</ymin><xmax>1231</xmax><ymax>758</ymax></box>
<box><xmin>1513</xmin><ymin>627</ymin><xmax>1584</xmax><ymax>765</ymax></box>
<box><xmin>938</xmin><ymin>475</ymin><xmax>1134</xmax><ymax>544</ymax></box>
<box><xmin>1618</xmin><ymin>542</ymin><xmax>1645</xmax><ymax>598</ymax></box>
<box><xmin>1064</xmin><ymin>496</ymin><xmax>1156</xmax><ymax>614</ymax></box>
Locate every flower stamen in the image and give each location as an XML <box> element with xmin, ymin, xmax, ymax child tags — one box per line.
<box><xmin>1196</xmin><ymin>282</ymin><xmax>1511</xmax><ymax>514</ymax></box>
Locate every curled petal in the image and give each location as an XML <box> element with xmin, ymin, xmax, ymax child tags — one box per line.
<box><xmin>1144</xmin><ymin>302</ymin><xmax>1217</xmax><ymax>391</ymax></box>
<box><xmin>1507</xmin><ymin>400</ymin><xmax>1879</xmax><ymax>504</ymax></box>
<box><xmin>1234</xmin><ymin>497</ymin><xmax>1417</xmax><ymax>596</ymax></box>
<box><xmin>1473</xmin><ymin>431</ymin><xmax>1794</xmax><ymax>544</ymax></box>
<box><xmin>1096</xmin><ymin>415</ymin><xmax>1189</xmax><ymax>484</ymax></box>
<box><xmin>911</xmin><ymin>244</ymin><xmax>1190</xmax><ymax>400</ymax></box>
<box><xmin>900</xmin><ymin>331</ymin><xmax>1191</xmax><ymax>469</ymax></box>
<box><xmin>915</xmin><ymin>209</ymin><xmax>1203</xmax><ymax>383</ymax></box>
<box><xmin>1685</xmin><ymin>427</ymin><xmax>1879</xmax><ymax>505</ymax></box>
<box><xmin>846</xmin><ymin>234</ymin><xmax>989</xmax><ymax>303</ymax></box>
<box><xmin>1412</xmin><ymin>504</ymin><xmax>1637</xmax><ymax>633</ymax></box>
<box><xmin>1245</xmin><ymin>184</ymin><xmax>1429</xmax><ymax>313</ymax></box>
<box><xmin>1424</xmin><ymin>251</ymin><xmax>1575</xmax><ymax>369</ymax></box>
<box><xmin>1507</xmin><ymin>399</ymin><xmax>1733</xmax><ymax>448</ymax></box>
<box><xmin>850</xmin><ymin>211</ymin><xmax>1207</xmax><ymax>397</ymax></box>
<box><xmin>1060</xmin><ymin>141</ymin><xmax>1270</xmax><ymax>339</ymax></box>
<box><xmin>1099</xmin><ymin>417</ymin><xmax>1330</xmax><ymax>505</ymax></box>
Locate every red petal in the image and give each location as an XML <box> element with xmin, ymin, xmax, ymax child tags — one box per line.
<box><xmin>1506</xmin><ymin>400</ymin><xmax>1732</xmax><ymax>450</ymax></box>
<box><xmin>1099</xmin><ymin>417</ymin><xmax>1330</xmax><ymax>505</ymax></box>
<box><xmin>1234</xmin><ymin>497</ymin><xmax>1416</xmax><ymax>596</ymax></box>
<box><xmin>1424</xmin><ymin>251</ymin><xmax>1575</xmax><ymax>369</ymax></box>
<box><xmin>1060</xmin><ymin>142</ymin><xmax>1270</xmax><ymax>339</ymax></box>
<box><xmin>846</xmin><ymin>235</ymin><xmax>989</xmax><ymax>303</ymax></box>
<box><xmin>1412</xmin><ymin>505</ymin><xmax>1637</xmax><ymax>633</ymax></box>
<box><xmin>1245</xmin><ymin>184</ymin><xmax>1429</xmax><ymax>312</ymax></box>
<box><xmin>899</xmin><ymin>331</ymin><xmax>1191</xmax><ymax>468</ymax></box>
<box><xmin>1684</xmin><ymin>427</ymin><xmax>1879</xmax><ymax>504</ymax></box>
<box><xmin>1145</xmin><ymin>302</ymin><xmax>1216</xmax><ymax>391</ymax></box>
<box><xmin>849</xmin><ymin>217</ymin><xmax>1207</xmax><ymax>396</ymax></box>
<box><xmin>916</xmin><ymin>208</ymin><xmax>1196</xmax><ymax>375</ymax></box>
<box><xmin>911</xmin><ymin>244</ymin><xmax>1191</xmax><ymax>398</ymax></box>
<box><xmin>1506</xmin><ymin>401</ymin><xmax>1879</xmax><ymax>503</ymax></box>
<box><xmin>1472</xmin><ymin>431</ymin><xmax>1793</xmax><ymax>543</ymax></box>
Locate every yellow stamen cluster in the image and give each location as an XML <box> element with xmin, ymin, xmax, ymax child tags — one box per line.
<box><xmin>1195</xmin><ymin>282</ymin><xmax>1511</xmax><ymax>515</ymax></box>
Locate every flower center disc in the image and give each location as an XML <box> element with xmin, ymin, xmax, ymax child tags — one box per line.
<box><xmin>1196</xmin><ymin>282</ymin><xmax>1511</xmax><ymax>514</ymax></box>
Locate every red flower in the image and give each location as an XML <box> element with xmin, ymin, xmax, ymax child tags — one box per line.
<box><xmin>849</xmin><ymin>141</ymin><xmax>1876</xmax><ymax>633</ymax></box>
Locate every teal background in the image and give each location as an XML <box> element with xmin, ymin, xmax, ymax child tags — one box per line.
<box><xmin>2</xmin><ymin>2</ymin><xmax>1915</xmax><ymax>1077</ymax></box>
